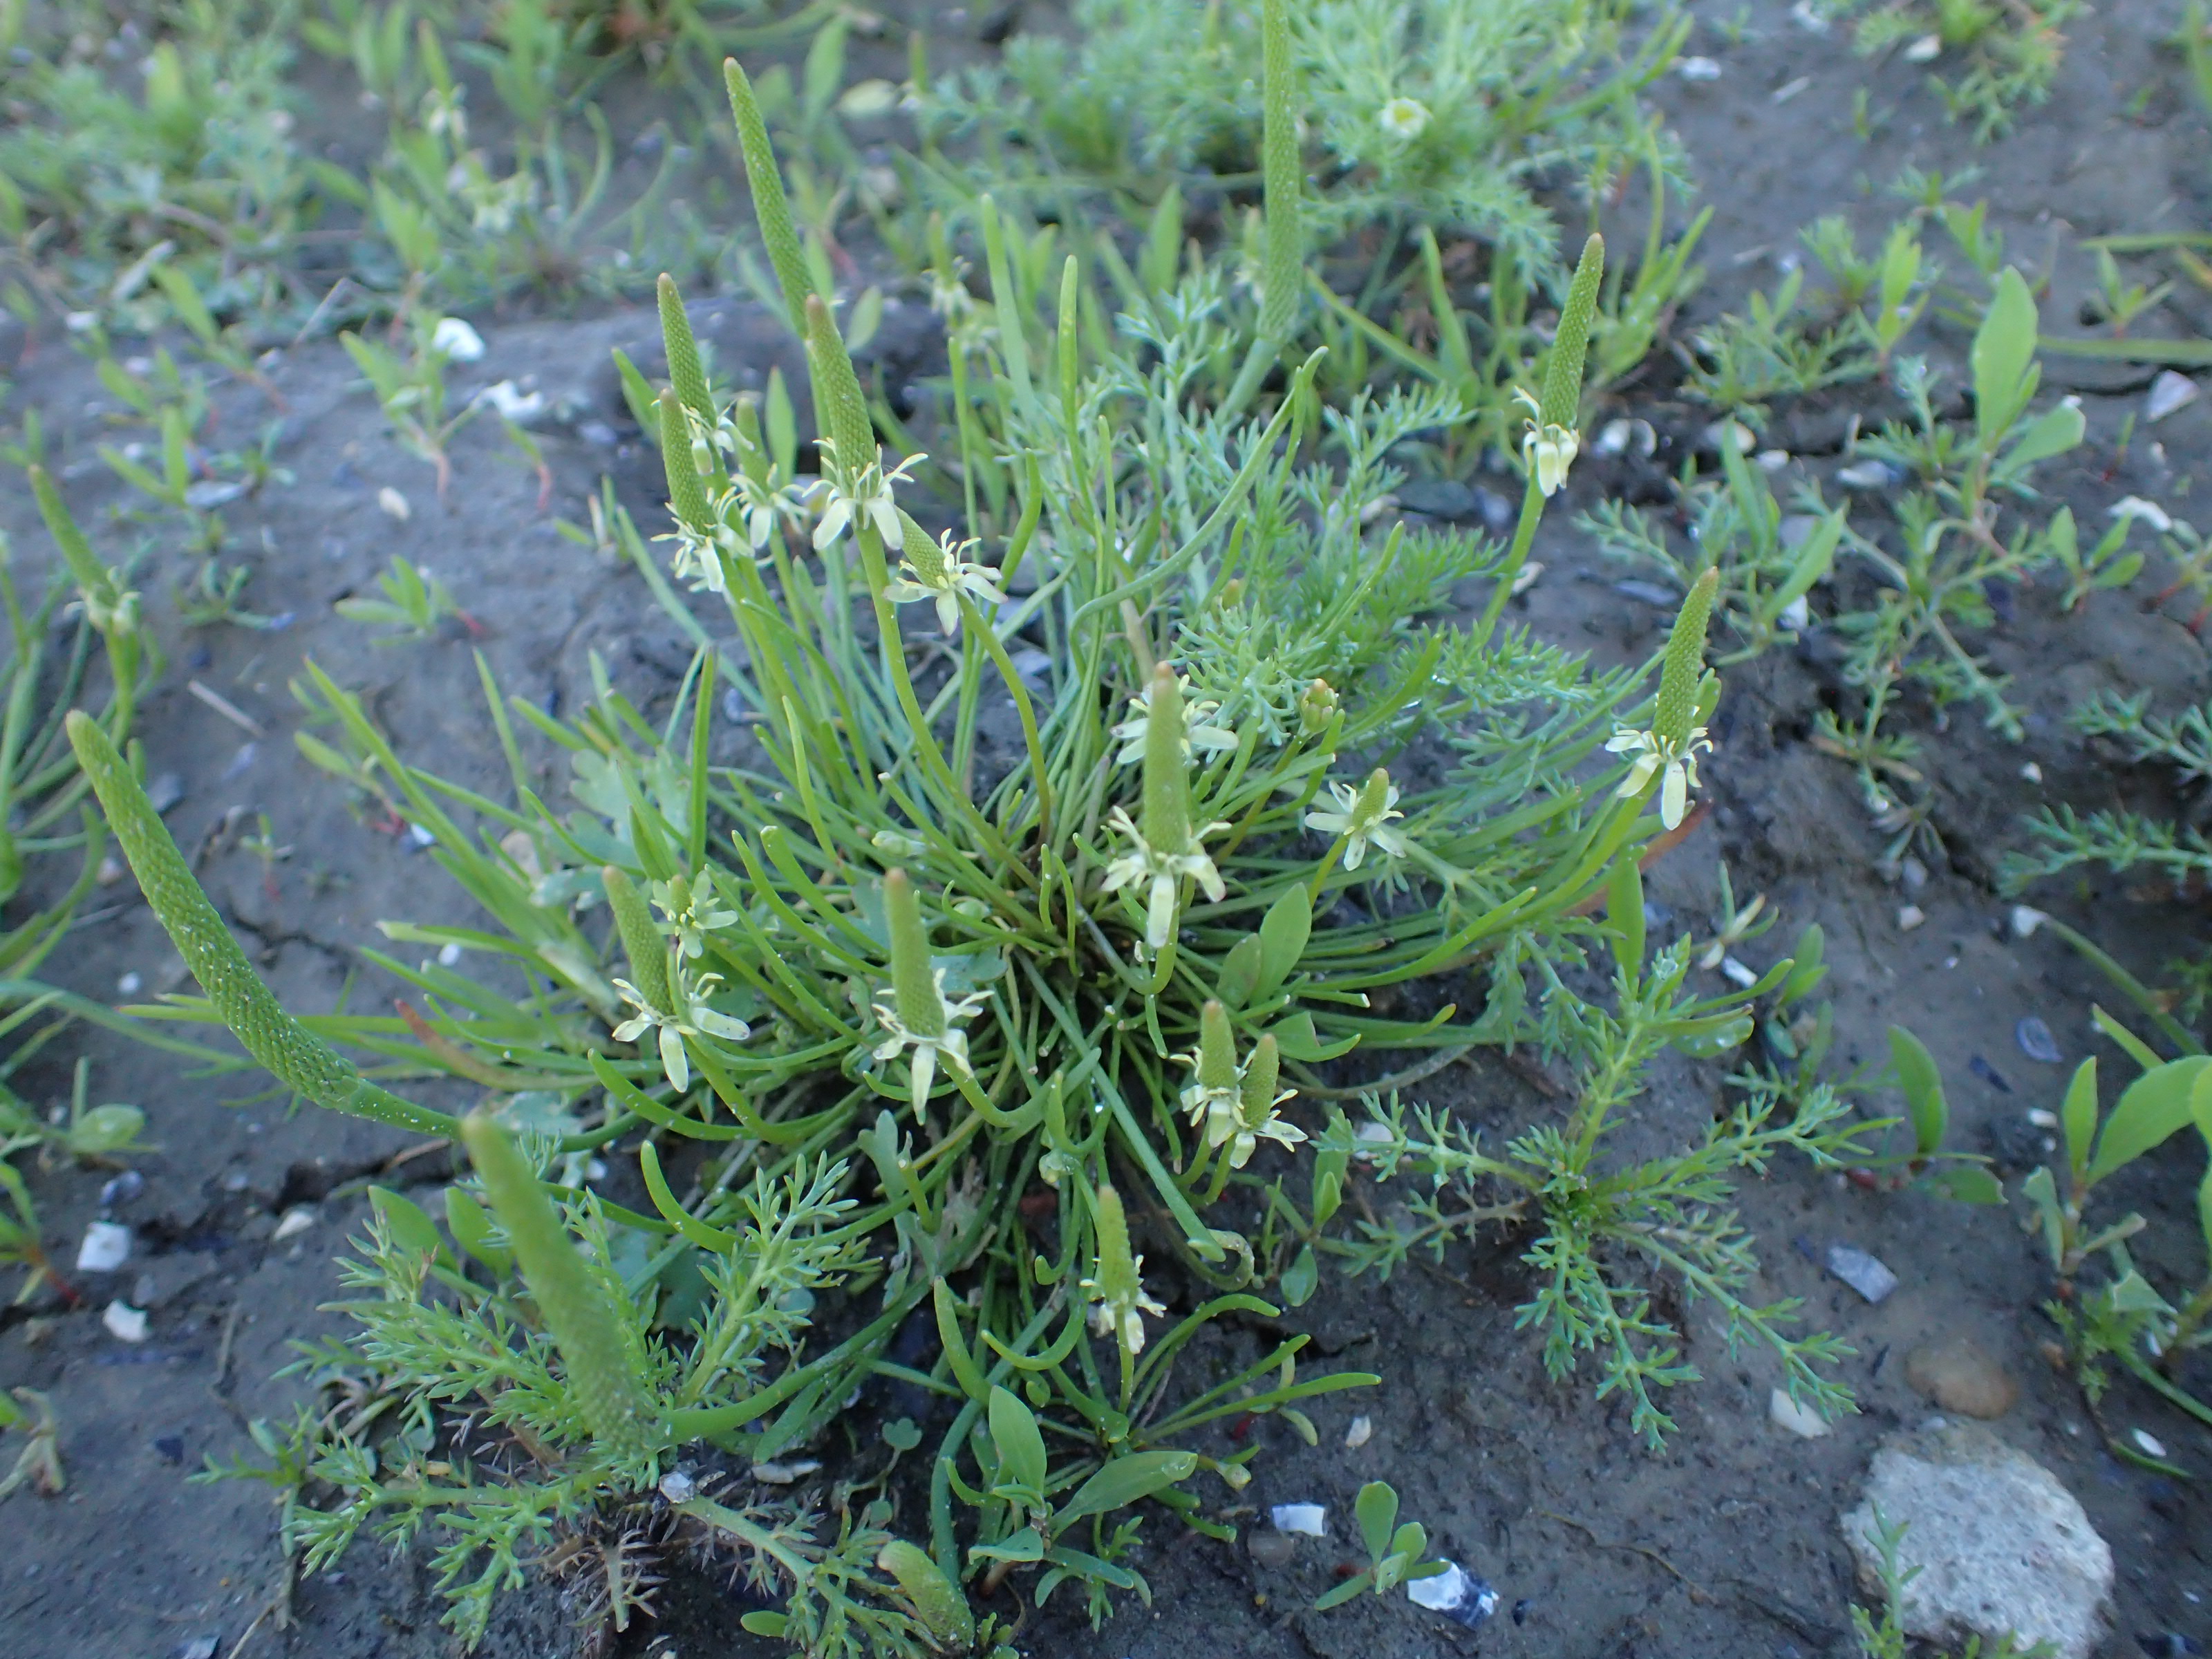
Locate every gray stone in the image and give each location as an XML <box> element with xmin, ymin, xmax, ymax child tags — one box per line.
<box><xmin>1841</xmin><ymin>1421</ymin><xmax>2112</xmax><ymax>1659</ymax></box>
<box><xmin>1396</xmin><ymin>478</ymin><xmax>1481</xmax><ymax>521</ymax></box>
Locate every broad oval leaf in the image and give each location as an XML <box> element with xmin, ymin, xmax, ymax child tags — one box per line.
<box><xmin>1053</xmin><ymin>1448</ymin><xmax>1198</xmax><ymax>1524</ymax></box>
<box><xmin>1888</xmin><ymin>1026</ymin><xmax>1947</xmax><ymax>1157</ymax></box>
<box><xmin>1217</xmin><ymin>935</ymin><xmax>1263</xmax><ymax>1011</ymax></box>
<box><xmin>2089</xmin><ymin>1056</ymin><xmax>2211</xmax><ymax>1183</ymax></box>
<box><xmin>2059</xmin><ymin>1057</ymin><xmax>2099</xmax><ymax>1181</ymax></box>
<box><xmin>1254</xmin><ymin>887</ymin><xmax>1312</xmax><ymax>1001</ymax></box>
<box><xmin>988</xmin><ymin>1385</ymin><xmax>1048</xmax><ymax>1496</ymax></box>
<box><xmin>968</xmin><ymin>1526</ymin><xmax>1044</xmax><ymax>1564</ymax></box>
<box><xmin>1353</xmin><ymin>1479</ymin><xmax>1399</xmax><ymax>1562</ymax></box>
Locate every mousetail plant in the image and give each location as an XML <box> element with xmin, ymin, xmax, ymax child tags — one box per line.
<box><xmin>69</xmin><ymin>9</ymin><xmax>1859</xmax><ymax>1644</ymax></box>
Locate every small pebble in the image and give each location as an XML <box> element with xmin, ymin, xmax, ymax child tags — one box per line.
<box><xmin>272</xmin><ymin>1206</ymin><xmax>317</xmax><ymax>1241</ymax></box>
<box><xmin>2133</xmin><ymin>1429</ymin><xmax>2168</xmax><ymax>1459</ymax></box>
<box><xmin>2010</xmin><ymin>905</ymin><xmax>2049</xmax><ymax>939</ymax></box>
<box><xmin>1247</xmin><ymin>1528</ymin><xmax>1298</xmax><ymax>1568</ymax></box>
<box><xmin>1826</xmin><ymin>1244</ymin><xmax>1900</xmax><ymax>1304</ymax></box>
<box><xmin>153</xmin><ymin>1434</ymin><xmax>185</xmax><ymax>1465</ymax></box>
<box><xmin>1904</xmin><ymin>32</ymin><xmax>1941</xmax><ymax>60</ymax></box>
<box><xmin>100</xmin><ymin>1169</ymin><xmax>144</xmax><ymax>1207</ymax></box>
<box><xmin>2028</xmin><ymin>1109</ymin><xmax>2059</xmax><ymax>1129</ymax></box>
<box><xmin>103</xmin><ymin>1300</ymin><xmax>149</xmax><ymax>1343</ymax></box>
<box><xmin>1271</xmin><ymin>1501</ymin><xmax>1328</xmax><ymax>1536</ymax></box>
<box><xmin>1905</xmin><ymin>1337</ymin><xmax>2019</xmax><ymax>1418</ymax></box>
<box><xmin>1900</xmin><ymin>855</ymin><xmax>1929</xmax><ymax>892</ymax></box>
<box><xmin>1614</xmin><ymin>579</ymin><xmax>1681</xmax><ymax>606</ymax></box>
<box><xmin>1770</xmin><ymin>1388</ymin><xmax>1833</xmax><ymax>1438</ymax></box>
<box><xmin>407</xmin><ymin>823</ymin><xmax>436</xmax><ymax>847</ymax></box>
<box><xmin>1770</xmin><ymin>77</ymin><xmax>1811</xmax><ymax>105</ymax></box>
<box><xmin>1756</xmin><ymin>448</ymin><xmax>1790</xmax><ymax>471</ymax></box>
<box><xmin>117</xmin><ymin>972</ymin><xmax>142</xmax><ymax>996</ymax></box>
<box><xmin>1344</xmin><ymin>1414</ymin><xmax>1373</xmax><ymax>1450</ymax></box>
<box><xmin>76</xmin><ymin>1221</ymin><xmax>132</xmax><ymax>1273</ymax></box>
<box><xmin>1839</xmin><ymin>460</ymin><xmax>1897</xmax><ymax>489</ymax></box>
<box><xmin>378</xmin><ymin>485</ymin><xmax>411</xmax><ymax>521</ymax></box>
<box><xmin>1897</xmin><ymin>905</ymin><xmax>1926</xmax><ymax>932</ymax></box>
<box><xmin>2146</xmin><ymin>371</ymin><xmax>2199</xmax><ymax>424</ymax></box>
<box><xmin>2021</xmin><ymin>761</ymin><xmax>2045</xmax><ymax>783</ymax></box>
<box><xmin>97</xmin><ymin>854</ymin><xmax>126</xmax><ymax>885</ymax></box>
<box><xmin>1721</xmin><ymin>956</ymin><xmax>1759</xmax><ymax>989</ymax></box>
<box><xmin>438</xmin><ymin>941</ymin><xmax>465</xmax><ymax>966</ymax></box>
<box><xmin>2016</xmin><ymin>1016</ymin><xmax>2063</xmax><ymax>1064</ymax></box>
<box><xmin>658</xmin><ymin>1470</ymin><xmax>696</xmax><ymax>1502</ymax></box>
<box><xmin>1676</xmin><ymin>55</ymin><xmax>1723</xmax><ymax>79</ymax></box>
<box><xmin>172</xmin><ymin>1638</ymin><xmax>218</xmax><ymax>1659</ymax></box>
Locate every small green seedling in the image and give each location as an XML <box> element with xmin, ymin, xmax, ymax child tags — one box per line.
<box><xmin>1859</xmin><ymin>1027</ymin><xmax>2005</xmax><ymax>1202</ymax></box>
<box><xmin>335</xmin><ymin>557</ymin><xmax>462</xmax><ymax>642</ymax></box>
<box><xmin>1313</xmin><ymin>1481</ymin><xmax>1445</xmax><ymax>1609</ymax></box>
<box><xmin>2019</xmin><ymin>1031</ymin><xmax>2212</xmax><ymax>1437</ymax></box>
<box><xmin>0</xmin><ymin>1389</ymin><xmax>64</xmax><ymax>1502</ymax></box>
<box><xmin>1851</xmin><ymin>1508</ymin><xmax>2054</xmax><ymax>1658</ymax></box>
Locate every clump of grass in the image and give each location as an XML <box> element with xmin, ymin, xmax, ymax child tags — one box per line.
<box><xmin>80</xmin><ymin>21</ymin><xmax>1857</xmax><ymax>1650</ymax></box>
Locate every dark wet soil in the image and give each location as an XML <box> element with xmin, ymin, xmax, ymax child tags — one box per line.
<box><xmin>4</xmin><ymin>2</ymin><xmax>2212</xmax><ymax>1657</ymax></box>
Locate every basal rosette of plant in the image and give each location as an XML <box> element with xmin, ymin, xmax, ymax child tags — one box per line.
<box><xmin>72</xmin><ymin>19</ymin><xmax>1867</xmax><ymax>1650</ymax></box>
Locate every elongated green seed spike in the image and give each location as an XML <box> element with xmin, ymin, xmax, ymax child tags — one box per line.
<box><xmin>1655</xmin><ymin>568</ymin><xmax>1720</xmax><ymax>744</ymax></box>
<box><xmin>658</xmin><ymin>391</ymin><xmax>712</xmax><ymax>532</ymax></box>
<box><xmin>1140</xmin><ymin>665</ymin><xmax>1191</xmax><ymax>854</ymax></box>
<box><xmin>657</xmin><ymin>274</ymin><xmax>713</xmax><ymax>422</ymax></box>
<box><xmin>30</xmin><ymin>465</ymin><xmax>122</xmax><ymax>620</ymax></box>
<box><xmin>601</xmin><ymin>867</ymin><xmax>671</xmax><ymax>1013</ymax></box>
<box><xmin>1240</xmin><ymin>1033</ymin><xmax>1282</xmax><ymax>1121</ymax></box>
<box><xmin>724</xmin><ymin>57</ymin><xmax>812</xmax><ymax>337</ymax></box>
<box><xmin>1258</xmin><ymin>0</ymin><xmax>1302</xmax><ymax>345</ymax></box>
<box><xmin>1091</xmin><ymin>1182</ymin><xmax>1141</xmax><ymax>1306</ymax></box>
<box><xmin>1538</xmin><ymin>234</ymin><xmax>1606</xmax><ymax>431</ymax></box>
<box><xmin>804</xmin><ymin>292</ymin><xmax>874</xmax><ymax>482</ymax></box>
<box><xmin>64</xmin><ymin>711</ymin><xmax>456</xmax><ymax>1138</ymax></box>
<box><xmin>459</xmin><ymin>1108</ymin><xmax>664</xmax><ymax>1460</ymax></box>
<box><xmin>883</xmin><ymin>869</ymin><xmax>945</xmax><ymax>1041</ymax></box>
<box><xmin>876</xmin><ymin>1540</ymin><xmax>976</xmax><ymax>1652</ymax></box>
<box><xmin>1197</xmin><ymin>1000</ymin><xmax>1239</xmax><ymax>1093</ymax></box>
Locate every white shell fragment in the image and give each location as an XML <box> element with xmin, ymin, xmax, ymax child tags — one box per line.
<box><xmin>1408</xmin><ymin>1560</ymin><xmax>1500</xmax><ymax>1628</ymax></box>
<box><xmin>272</xmin><ymin>1206</ymin><xmax>317</xmax><ymax>1241</ymax></box>
<box><xmin>1904</xmin><ymin>32</ymin><xmax>1942</xmax><ymax>61</ymax></box>
<box><xmin>2108</xmin><ymin>496</ymin><xmax>2173</xmax><ymax>532</ymax></box>
<box><xmin>2133</xmin><ymin>1429</ymin><xmax>2168</xmax><ymax>1459</ymax></box>
<box><xmin>750</xmin><ymin>1459</ymin><xmax>822</xmax><ymax>1485</ymax></box>
<box><xmin>1828</xmin><ymin>1244</ymin><xmax>1900</xmax><ymax>1304</ymax></box>
<box><xmin>431</xmin><ymin>316</ymin><xmax>485</xmax><ymax>362</ymax></box>
<box><xmin>75</xmin><ymin>1221</ymin><xmax>132</xmax><ymax>1273</ymax></box>
<box><xmin>1344</xmin><ymin>1415</ymin><xmax>1374</xmax><ymax>1450</ymax></box>
<box><xmin>378</xmin><ymin>486</ymin><xmax>411</xmax><ymax>522</ymax></box>
<box><xmin>103</xmin><ymin>1300</ymin><xmax>150</xmax><ymax>1342</ymax></box>
<box><xmin>2146</xmin><ymin>371</ymin><xmax>2199</xmax><ymax>424</ymax></box>
<box><xmin>1676</xmin><ymin>55</ymin><xmax>1722</xmax><ymax>80</ymax></box>
<box><xmin>1771</xmin><ymin>1387</ymin><xmax>1833</xmax><ymax>1438</ymax></box>
<box><xmin>1270</xmin><ymin>1502</ymin><xmax>1328</xmax><ymax>1536</ymax></box>
<box><xmin>478</xmin><ymin>379</ymin><xmax>545</xmax><ymax>422</ymax></box>
<box><xmin>1721</xmin><ymin>956</ymin><xmax>1760</xmax><ymax>990</ymax></box>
